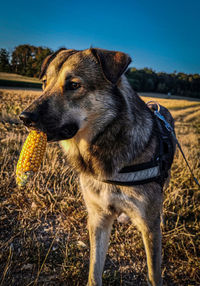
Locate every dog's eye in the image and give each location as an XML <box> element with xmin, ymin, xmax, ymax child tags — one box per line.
<box><xmin>65</xmin><ymin>81</ymin><xmax>81</xmax><ymax>91</ymax></box>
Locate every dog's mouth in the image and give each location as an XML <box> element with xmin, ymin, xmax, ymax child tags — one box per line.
<box><xmin>46</xmin><ymin>123</ymin><xmax>79</xmax><ymax>142</ymax></box>
<box><xmin>19</xmin><ymin>111</ymin><xmax>79</xmax><ymax>142</ymax></box>
<box><xmin>28</xmin><ymin>122</ymin><xmax>79</xmax><ymax>142</ymax></box>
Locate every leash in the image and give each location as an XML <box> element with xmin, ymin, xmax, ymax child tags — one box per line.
<box><xmin>147</xmin><ymin>101</ymin><xmax>200</xmax><ymax>188</ymax></box>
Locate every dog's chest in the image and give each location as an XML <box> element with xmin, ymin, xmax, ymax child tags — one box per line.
<box><xmin>79</xmin><ymin>175</ymin><xmax>142</xmax><ymax>217</ymax></box>
<box><xmin>80</xmin><ymin>176</ymin><xmax>123</xmax><ymax>215</ymax></box>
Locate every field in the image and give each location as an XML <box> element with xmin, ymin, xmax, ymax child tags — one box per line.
<box><xmin>0</xmin><ymin>73</ymin><xmax>41</xmax><ymax>83</ymax></box>
<box><xmin>0</xmin><ymin>88</ymin><xmax>200</xmax><ymax>286</ymax></box>
<box><xmin>0</xmin><ymin>73</ymin><xmax>42</xmax><ymax>89</ymax></box>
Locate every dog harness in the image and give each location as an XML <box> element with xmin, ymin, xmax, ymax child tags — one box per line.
<box><xmin>103</xmin><ymin>104</ymin><xmax>175</xmax><ymax>187</ymax></box>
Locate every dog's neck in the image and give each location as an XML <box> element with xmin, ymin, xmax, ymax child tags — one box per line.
<box><xmin>60</xmin><ymin>78</ymin><xmax>154</xmax><ymax>178</ymax></box>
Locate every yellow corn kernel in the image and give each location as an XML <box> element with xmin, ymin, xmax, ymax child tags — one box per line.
<box><xmin>16</xmin><ymin>130</ymin><xmax>47</xmax><ymax>187</ymax></box>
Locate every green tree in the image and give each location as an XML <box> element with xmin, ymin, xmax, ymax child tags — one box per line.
<box><xmin>33</xmin><ymin>46</ymin><xmax>53</xmax><ymax>77</ymax></box>
<box><xmin>11</xmin><ymin>44</ymin><xmax>53</xmax><ymax>77</ymax></box>
<box><xmin>0</xmin><ymin>48</ymin><xmax>10</xmax><ymax>72</ymax></box>
<box><xmin>11</xmin><ymin>44</ymin><xmax>32</xmax><ymax>75</ymax></box>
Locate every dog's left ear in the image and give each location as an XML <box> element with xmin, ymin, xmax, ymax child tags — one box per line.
<box><xmin>90</xmin><ymin>48</ymin><xmax>131</xmax><ymax>84</ymax></box>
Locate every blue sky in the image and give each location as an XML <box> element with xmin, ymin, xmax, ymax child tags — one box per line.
<box><xmin>1</xmin><ymin>0</ymin><xmax>200</xmax><ymax>74</ymax></box>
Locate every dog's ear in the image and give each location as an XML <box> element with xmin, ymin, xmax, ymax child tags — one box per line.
<box><xmin>90</xmin><ymin>48</ymin><xmax>131</xmax><ymax>84</ymax></box>
<box><xmin>39</xmin><ymin>48</ymin><xmax>67</xmax><ymax>79</ymax></box>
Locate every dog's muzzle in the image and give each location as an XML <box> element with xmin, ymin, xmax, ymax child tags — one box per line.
<box><xmin>19</xmin><ymin>112</ymin><xmax>79</xmax><ymax>141</ymax></box>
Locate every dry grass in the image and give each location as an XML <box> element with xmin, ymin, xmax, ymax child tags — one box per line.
<box><xmin>0</xmin><ymin>88</ymin><xmax>200</xmax><ymax>286</ymax></box>
<box><xmin>141</xmin><ymin>95</ymin><xmax>200</xmax><ymax>110</ymax></box>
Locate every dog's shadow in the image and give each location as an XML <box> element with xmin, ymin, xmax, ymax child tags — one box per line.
<box><xmin>103</xmin><ymin>254</ymin><xmax>146</xmax><ymax>286</ymax></box>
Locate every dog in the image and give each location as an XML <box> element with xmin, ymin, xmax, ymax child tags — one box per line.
<box><xmin>19</xmin><ymin>48</ymin><xmax>176</xmax><ymax>286</ymax></box>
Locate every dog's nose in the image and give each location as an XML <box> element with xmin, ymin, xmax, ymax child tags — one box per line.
<box><xmin>19</xmin><ymin>111</ymin><xmax>38</xmax><ymax>127</ymax></box>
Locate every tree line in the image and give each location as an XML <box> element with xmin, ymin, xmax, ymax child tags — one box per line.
<box><xmin>125</xmin><ymin>68</ymin><xmax>200</xmax><ymax>98</ymax></box>
<box><xmin>0</xmin><ymin>45</ymin><xmax>52</xmax><ymax>77</ymax></box>
<box><xmin>0</xmin><ymin>44</ymin><xmax>200</xmax><ymax>98</ymax></box>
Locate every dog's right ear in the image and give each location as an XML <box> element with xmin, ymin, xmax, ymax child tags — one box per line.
<box><xmin>39</xmin><ymin>48</ymin><xmax>67</xmax><ymax>79</ymax></box>
<box><xmin>90</xmin><ymin>48</ymin><xmax>131</xmax><ymax>84</ymax></box>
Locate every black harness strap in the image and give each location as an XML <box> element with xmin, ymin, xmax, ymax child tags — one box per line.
<box><xmin>102</xmin><ymin>102</ymin><xmax>199</xmax><ymax>188</ymax></box>
<box><xmin>119</xmin><ymin>158</ymin><xmax>158</xmax><ymax>173</ymax></box>
<box><xmin>103</xmin><ymin>113</ymin><xmax>175</xmax><ymax>187</ymax></box>
<box><xmin>103</xmin><ymin>176</ymin><xmax>162</xmax><ymax>187</ymax></box>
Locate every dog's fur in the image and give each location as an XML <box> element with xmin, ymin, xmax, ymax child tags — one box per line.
<box><xmin>20</xmin><ymin>48</ymin><xmax>176</xmax><ymax>286</ymax></box>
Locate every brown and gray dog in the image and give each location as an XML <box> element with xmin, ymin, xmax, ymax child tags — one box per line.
<box><xmin>19</xmin><ymin>48</ymin><xmax>176</xmax><ymax>286</ymax></box>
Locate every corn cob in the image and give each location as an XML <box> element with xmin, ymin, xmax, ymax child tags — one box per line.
<box><xmin>16</xmin><ymin>130</ymin><xmax>47</xmax><ymax>187</ymax></box>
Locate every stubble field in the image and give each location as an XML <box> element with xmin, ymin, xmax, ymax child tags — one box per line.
<box><xmin>0</xmin><ymin>88</ymin><xmax>200</xmax><ymax>286</ymax></box>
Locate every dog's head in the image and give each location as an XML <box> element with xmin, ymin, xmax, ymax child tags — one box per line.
<box><xmin>19</xmin><ymin>48</ymin><xmax>131</xmax><ymax>142</ymax></box>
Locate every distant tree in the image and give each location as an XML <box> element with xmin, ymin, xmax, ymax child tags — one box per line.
<box><xmin>33</xmin><ymin>46</ymin><xmax>53</xmax><ymax>77</ymax></box>
<box><xmin>126</xmin><ymin>67</ymin><xmax>200</xmax><ymax>98</ymax></box>
<box><xmin>11</xmin><ymin>44</ymin><xmax>32</xmax><ymax>75</ymax></box>
<box><xmin>0</xmin><ymin>48</ymin><xmax>10</xmax><ymax>72</ymax></box>
<box><xmin>11</xmin><ymin>44</ymin><xmax>53</xmax><ymax>77</ymax></box>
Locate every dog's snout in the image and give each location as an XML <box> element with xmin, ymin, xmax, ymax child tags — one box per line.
<box><xmin>19</xmin><ymin>111</ymin><xmax>38</xmax><ymax>127</ymax></box>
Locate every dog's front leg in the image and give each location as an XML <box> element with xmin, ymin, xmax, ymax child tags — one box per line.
<box><xmin>87</xmin><ymin>209</ymin><xmax>114</xmax><ymax>286</ymax></box>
